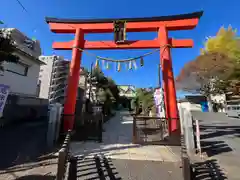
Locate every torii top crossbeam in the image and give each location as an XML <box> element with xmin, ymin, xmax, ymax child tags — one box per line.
<box><xmin>46</xmin><ymin>11</ymin><xmax>203</xmax><ymax>50</ymax></box>
<box><xmin>46</xmin><ymin>11</ymin><xmax>203</xmax><ymax>33</ymax></box>
<box><xmin>46</xmin><ymin>11</ymin><xmax>203</xmax><ymax>135</ymax></box>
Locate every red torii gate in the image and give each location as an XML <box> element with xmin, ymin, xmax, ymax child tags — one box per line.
<box><xmin>46</xmin><ymin>11</ymin><xmax>203</xmax><ymax>136</ymax></box>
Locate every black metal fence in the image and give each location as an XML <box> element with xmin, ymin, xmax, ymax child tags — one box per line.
<box><xmin>70</xmin><ymin>111</ymin><xmax>103</xmax><ymax>143</ymax></box>
<box><xmin>132</xmin><ymin>115</ymin><xmax>168</xmax><ymax>144</ymax></box>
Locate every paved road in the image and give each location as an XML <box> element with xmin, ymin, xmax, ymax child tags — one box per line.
<box><xmin>70</xmin><ymin>110</ymin><xmax>183</xmax><ymax>180</ymax></box>
<box><xmin>192</xmin><ymin>111</ymin><xmax>240</xmax><ymax>180</ymax></box>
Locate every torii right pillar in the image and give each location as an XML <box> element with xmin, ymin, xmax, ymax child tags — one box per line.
<box><xmin>159</xmin><ymin>26</ymin><xmax>179</xmax><ymax>136</ymax></box>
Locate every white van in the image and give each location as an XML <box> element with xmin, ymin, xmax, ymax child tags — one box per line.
<box><xmin>225</xmin><ymin>104</ymin><xmax>240</xmax><ymax>118</ymax></box>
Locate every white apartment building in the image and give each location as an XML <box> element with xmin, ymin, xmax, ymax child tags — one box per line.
<box><xmin>38</xmin><ymin>55</ymin><xmax>87</xmax><ymax>104</ymax></box>
<box><xmin>38</xmin><ymin>55</ymin><xmax>70</xmax><ymax>104</ymax></box>
<box><xmin>0</xmin><ymin>28</ymin><xmax>44</xmax><ymax>97</ymax></box>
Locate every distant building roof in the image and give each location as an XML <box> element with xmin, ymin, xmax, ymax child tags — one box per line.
<box><xmin>1</xmin><ymin>28</ymin><xmax>44</xmax><ymax>64</ymax></box>
<box><xmin>185</xmin><ymin>95</ymin><xmax>207</xmax><ymax>103</ymax></box>
<box><xmin>118</xmin><ymin>85</ymin><xmax>136</xmax><ymax>92</ymax></box>
<box><xmin>118</xmin><ymin>85</ymin><xmax>136</xmax><ymax>98</ymax></box>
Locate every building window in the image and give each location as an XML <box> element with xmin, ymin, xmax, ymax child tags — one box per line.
<box><xmin>6</xmin><ymin>61</ymin><xmax>29</xmax><ymax>76</ymax></box>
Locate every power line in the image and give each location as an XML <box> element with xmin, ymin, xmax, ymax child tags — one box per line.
<box><xmin>14</xmin><ymin>0</ymin><xmax>58</xmax><ymax>54</ymax></box>
<box><xmin>15</xmin><ymin>0</ymin><xmax>28</xmax><ymax>13</ymax></box>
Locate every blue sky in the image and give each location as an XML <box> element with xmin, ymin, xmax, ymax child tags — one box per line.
<box><xmin>1</xmin><ymin>0</ymin><xmax>240</xmax><ymax>96</ymax></box>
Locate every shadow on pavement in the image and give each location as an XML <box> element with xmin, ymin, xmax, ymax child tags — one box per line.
<box><xmin>199</xmin><ymin>124</ymin><xmax>240</xmax><ymax>157</ymax></box>
<box><xmin>193</xmin><ymin>159</ymin><xmax>227</xmax><ymax>180</ymax></box>
<box><xmin>69</xmin><ymin>155</ymin><xmax>122</xmax><ymax>180</ymax></box>
<box><xmin>15</xmin><ymin>175</ymin><xmax>55</xmax><ymax>180</ymax></box>
<box><xmin>200</xmin><ymin>125</ymin><xmax>240</xmax><ymax>140</ymax></box>
<box><xmin>200</xmin><ymin>140</ymin><xmax>233</xmax><ymax>157</ymax></box>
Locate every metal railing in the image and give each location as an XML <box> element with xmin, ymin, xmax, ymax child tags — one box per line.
<box><xmin>192</xmin><ymin>117</ymin><xmax>201</xmax><ymax>155</ymax></box>
<box><xmin>56</xmin><ymin>130</ymin><xmax>71</xmax><ymax>180</ymax></box>
<box><xmin>178</xmin><ymin>106</ymin><xmax>202</xmax><ymax>179</ymax></box>
<box><xmin>178</xmin><ymin>106</ymin><xmax>202</xmax><ymax>156</ymax></box>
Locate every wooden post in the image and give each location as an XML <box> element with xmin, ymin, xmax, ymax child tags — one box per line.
<box><xmin>97</xmin><ymin>110</ymin><xmax>103</xmax><ymax>143</ymax></box>
<box><xmin>132</xmin><ymin>116</ymin><xmax>137</xmax><ymax>143</ymax></box>
<box><xmin>182</xmin><ymin>155</ymin><xmax>191</xmax><ymax>180</ymax></box>
<box><xmin>56</xmin><ymin>148</ymin><xmax>66</xmax><ymax>180</ymax></box>
<box><xmin>160</xmin><ymin>120</ymin><xmax>164</xmax><ymax>140</ymax></box>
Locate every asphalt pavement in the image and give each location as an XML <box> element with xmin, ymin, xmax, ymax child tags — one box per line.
<box><xmin>192</xmin><ymin>111</ymin><xmax>240</xmax><ymax>180</ymax></box>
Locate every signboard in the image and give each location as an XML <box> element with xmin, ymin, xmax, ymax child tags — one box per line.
<box><xmin>154</xmin><ymin>88</ymin><xmax>165</xmax><ymax>117</ymax></box>
<box><xmin>114</xmin><ymin>20</ymin><xmax>126</xmax><ymax>43</ymax></box>
<box><xmin>0</xmin><ymin>84</ymin><xmax>10</xmax><ymax>118</ymax></box>
<box><xmin>154</xmin><ymin>88</ymin><xmax>164</xmax><ymax>106</ymax></box>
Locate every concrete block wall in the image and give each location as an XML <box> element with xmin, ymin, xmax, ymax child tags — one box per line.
<box><xmin>1</xmin><ymin>94</ymin><xmax>49</xmax><ymax>126</ymax></box>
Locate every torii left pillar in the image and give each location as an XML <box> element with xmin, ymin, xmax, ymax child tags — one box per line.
<box><xmin>63</xmin><ymin>29</ymin><xmax>84</xmax><ymax>131</ymax></box>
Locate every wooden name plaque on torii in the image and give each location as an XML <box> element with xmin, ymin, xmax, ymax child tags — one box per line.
<box><xmin>113</xmin><ymin>20</ymin><xmax>126</xmax><ymax>44</ymax></box>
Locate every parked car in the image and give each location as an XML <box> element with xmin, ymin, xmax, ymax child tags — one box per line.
<box><xmin>225</xmin><ymin>104</ymin><xmax>240</xmax><ymax>118</ymax></box>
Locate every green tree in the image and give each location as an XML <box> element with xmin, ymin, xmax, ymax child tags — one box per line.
<box><xmin>106</xmin><ymin>77</ymin><xmax>120</xmax><ymax>103</ymax></box>
<box><xmin>136</xmin><ymin>88</ymin><xmax>155</xmax><ymax>115</ymax></box>
<box><xmin>176</xmin><ymin>25</ymin><xmax>240</xmax><ymax>96</ymax></box>
<box><xmin>92</xmin><ymin>67</ymin><xmax>120</xmax><ymax>114</ymax></box>
<box><xmin>92</xmin><ymin>67</ymin><xmax>105</xmax><ymax>84</ymax></box>
<box><xmin>200</xmin><ymin>26</ymin><xmax>240</xmax><ymax>95</ymax></box>
<box><xmin>201</xmin><ymin>25</ymin><xmax>240</xmax><ymax>62</ymax></box>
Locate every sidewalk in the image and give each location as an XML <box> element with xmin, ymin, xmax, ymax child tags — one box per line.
<box><xmin>70</xmin><ymin>110</ymin><xmax>183</xmax><ymax>180</ymax></box>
